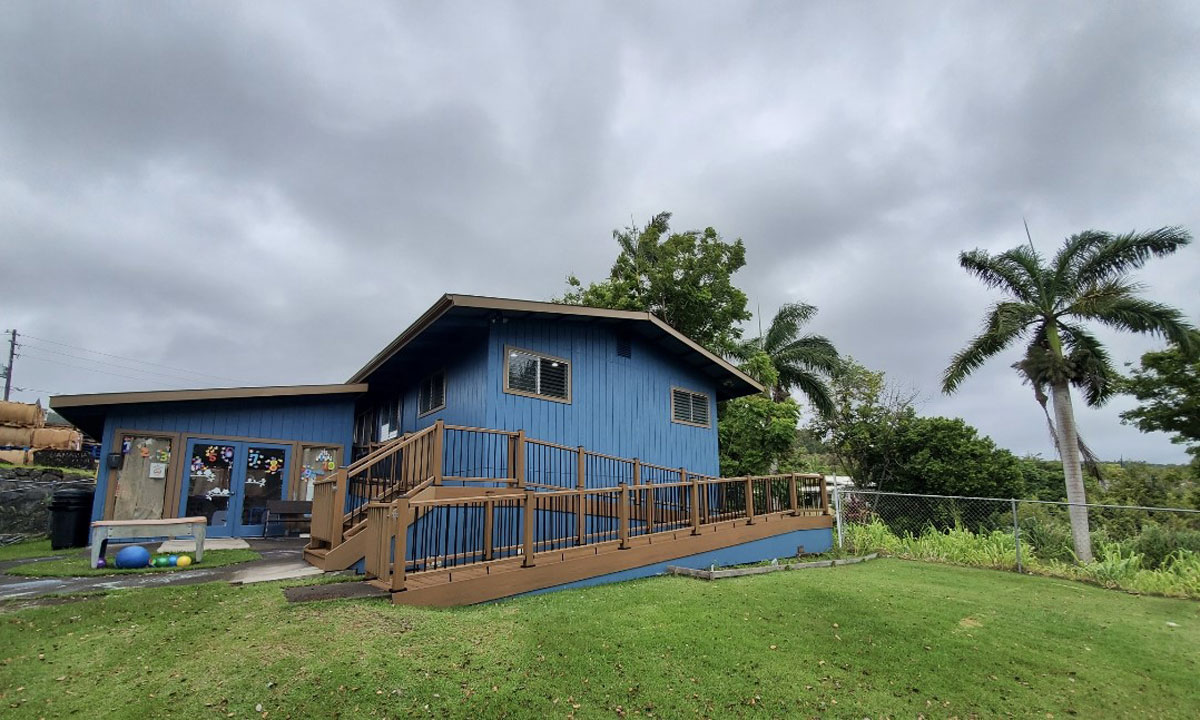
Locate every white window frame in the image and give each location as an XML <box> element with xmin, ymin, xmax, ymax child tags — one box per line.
<box><xmin>670</xmin><ymin>386</ymin><xmax>711</xmax><ymax>428</ymax></box>
<box><xmin>417</xmin><ymin>370</ymin><xmax>447</xmax><ymax>417</ymax></box>
<box><xmin>503</xmin><ymin>345</ymin><xmax>572</xmax><ymax>404</ymax></box>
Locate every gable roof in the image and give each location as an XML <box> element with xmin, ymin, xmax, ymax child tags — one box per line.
<box><xmin>349</xmin><ymin>294</ymin><xmax>763</xmax><ymax>400</ymax></box>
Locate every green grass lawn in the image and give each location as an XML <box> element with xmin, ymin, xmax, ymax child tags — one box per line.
<box><xmin>1</xmin><ymin>559</ymin><xmax>1196</xmax><ymax>718</ymax></box>
<box><xmin>0</xmin><ymin>538</ymin><xmax>74</xmax><ymax>563</ymax></box>
<box><xmin>5</xmin><ymin>549</ymin><xmax>261</xmax><ymax>578</ymax></box>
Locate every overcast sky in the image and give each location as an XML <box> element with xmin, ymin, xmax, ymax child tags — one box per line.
<box><xmin>2</xmin><ymin>2</ymin><xmax>1198</xmax><ymax>463</ymax></box>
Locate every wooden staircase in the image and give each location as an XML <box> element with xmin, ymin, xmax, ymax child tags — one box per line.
<box><xmin>304</xmin><ymin>421</ymin><xmax>833</xmax><ymax>605</ymax></box>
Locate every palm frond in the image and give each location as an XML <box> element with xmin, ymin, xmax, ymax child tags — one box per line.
<box><xmin>775</xmin><ymin>335</ymin><xmax>842</xmax><ymax>376</ymax></box>
<box><xmin>1061</xmin><ymin>278</ymin><xmax>1144</xmax><ymax>316</ymax></box>
<box><xmin>942</xmin><ymin>302</ymin><xmax>1034</xmax><ymax>393</ymax></box>
<box><xmin>1050</xmin><ymin>230</ymin><xmax>1108</xmax><ymax>296</ymax></box>
<box><xmin>1071</xmin><ymin>295</ymin><xmax>1197</xmax><ymax>351</ymax></box>
<box><xmin>762</xmin><ymin>303</ymin><xmax>816</xmax><ymax>354</ymax></box>
<box><xmin>1074</xmin><ymin>227</ymin><xmax>1192</xmax><ymax>286</ymax></box>
<box><xmin>788</xmin><ymin>372</ymin><xmax>835</xmax><ymax>417</ymax></box>
<box><xmin>958</xmin><ymin>249</ymin><xmax>1038</xmax><ymax>302</ymax></box>
<box><xmin>1059</xmin><ymin>323</ymin><xmax>1119</xmax><ymax>407</ymax></box>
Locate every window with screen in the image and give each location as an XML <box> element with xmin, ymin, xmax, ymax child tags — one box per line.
<box><xmin>505</xmin><ymin>347</ymin><xmax>570</xmax><ymax>402</ymax></box>
<box><xmin>418</xmin><ymin>370</ymin><xmax>446</xmax><ymax>416</ymax></box>
<box><xmin>671</xmin><ymin>387</ymin><xmax>711</xmax><ymax>427</ymax></box>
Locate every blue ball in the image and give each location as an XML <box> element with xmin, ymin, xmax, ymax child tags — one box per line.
<box><xmin>168</xmin><ymin>555</ymin><xmax>178</xmax><ymax>566</ymax></box>
<box><xmin>114</xmin><ymin>545</ymin><xmax>151</xmax><ymax>569</ymax></box>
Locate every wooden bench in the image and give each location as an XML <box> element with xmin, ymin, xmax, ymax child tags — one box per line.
<box><xmin>262</xmin><ymin>500</ymin><xmax>312</xmax><ymax>537</ymax></box>
<box><xmin>90</xmin><ymin>517</ymin><xmax>207</xmax><ymax>568</ymax></box>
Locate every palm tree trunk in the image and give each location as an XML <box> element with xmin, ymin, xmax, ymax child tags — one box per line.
<box><xmin>1051</xmin><ymin>381</ymin><xmax>1093</xmax><ymax>563</ymax></box>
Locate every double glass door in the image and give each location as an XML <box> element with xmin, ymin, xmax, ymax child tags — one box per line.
<box><xmin>181</xmin><ymin>439</ymin><xmax>291</xmax><ymax>536</ymax></box>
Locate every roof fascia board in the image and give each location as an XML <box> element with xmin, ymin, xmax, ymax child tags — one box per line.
<box><xmin>349</xmin><ymin>293</ymin><xmax>764</xmax><ymax>395</ymax></box>
<box><xmin>644</xmin><ymin>315</ymin><xmax>764</xmax><ymax>394</ymax></box>
<box><xmin>347</xmin><ymin>294</ymin><xmax>457</xmax><ymax>383</ymax></box>
<box><xmin>50</xmin><ymin>383</ymin><xmax>369</xmax><ymax>410</ymax></box>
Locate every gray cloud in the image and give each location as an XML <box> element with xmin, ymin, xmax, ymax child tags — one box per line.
<box><xmin>2</xmin><ymin>1</ymin><xmax>1197</xmax><ymax>463</ymax></box>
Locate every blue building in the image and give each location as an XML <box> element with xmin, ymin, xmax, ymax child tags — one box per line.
<box><xmin>52</xmin><ymin>295</ymin><xmax>762</xmax><ymax>539</ymax></box>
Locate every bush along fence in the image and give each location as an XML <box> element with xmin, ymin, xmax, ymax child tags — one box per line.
<box><xmin>832</xmin><ymin>487</ymin><xmax>1200</xmax><ymax>599</ymax></box>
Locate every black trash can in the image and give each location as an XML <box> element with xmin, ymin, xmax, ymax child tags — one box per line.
<box><xmin>48</xmin><ymin>487</ymin><xmax>96</xmax><ymax>550</ymax></box>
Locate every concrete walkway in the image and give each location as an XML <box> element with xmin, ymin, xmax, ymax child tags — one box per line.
<box><xmin>0</xmin><ymin>538</ymin><xmax>318</xmax><ymax>603</ymax></box>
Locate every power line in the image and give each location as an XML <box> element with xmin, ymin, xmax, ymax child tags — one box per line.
<box><xmin>17</xmin><ymin>353</ymin><xmax>191</xmax><ymax>387</ymax></box>
<box><xmin>16</xmin><ymin>332</ymin><xmax>244</xmax><ymax>383</ymax></box>
<box><xmin>18</xmin><ymin>342</ymin><xmax>219</xmax><ymax>385</ymax></box>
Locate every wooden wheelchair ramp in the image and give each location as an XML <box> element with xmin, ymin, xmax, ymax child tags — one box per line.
<box><xmin>384</xmin><ymin>512</ymin><xmax>831</xmax><ymax>606</ymax></box>
<box><xmin>303</xmin><ymin>421</ymin><xmax>834</xmax><ymax>605</ymax></box>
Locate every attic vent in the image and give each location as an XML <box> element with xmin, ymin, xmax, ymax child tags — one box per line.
<box><xmin>671</xmin><ymin>387</ymin><xmax>711</xmax><ymax>427</ymax></box>
<box><xmin>616</xmin><ymin>333</ymin><xmax>632</xmax><ymax>359</ymax></box>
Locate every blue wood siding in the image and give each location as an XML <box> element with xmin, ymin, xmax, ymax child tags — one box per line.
<box><xmin>91</xmin><ymin>395</ymin><xmax>356</xmax><ymax>522</ymax></box>
<box><xmin>484</xmin><ymin>319</ymin><xmax>719</xmax><ymax>476</ymax></box>
<box><xmin>398</xmin><ymin>334</ymin><xmax>489</xmax><ymax>433</ymax></box>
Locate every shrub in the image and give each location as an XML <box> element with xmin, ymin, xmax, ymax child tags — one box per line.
<box><xmin>1130</xmin><ymin>525</ymin><xmax>1200</xmax><ymax>569</ymax></box>
<box><xmin>843</xmin><ymin>518</ymin><xmax>1200</xmax><ymax>599</ymax></box>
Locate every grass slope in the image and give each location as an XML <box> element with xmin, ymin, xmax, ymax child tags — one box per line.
<box><xmin>0</xmin><ymin>538</ymin><xmax>73</xmax><ymax>563</ymax></box>
<box><xmin>6</xmin><ymin>549</ymin><xmax>260</xmax><ymax>577</ymax></box>
<box><xmin>1</xmin><ymin>559</ymin><xmax>1196</xmax><ymax>718</ymax></box>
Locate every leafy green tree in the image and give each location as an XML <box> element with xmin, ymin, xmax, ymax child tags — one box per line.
<box><xmin>730</xmin><ymin>303</ymin><xmax>841</xmax><ymax>414</ymax></box>
<box><xmin>887</xmin><ymin>415</ymin><xmax>1025</xmax><ymax>499</ymax></box>
<box><xmin>808</xmin><ymin>359</ymin><xmax>918</xmax><ymax>488</ymax></box>
<box><xmin>1016</xmin><ymin>457</ymin><xmax>1068</xmax><ymax>500</ymax></box>
<box><xmin>717</xmin><ymin>353</ymin><xmax>801</xmax><ymax>476</ymax></box>
<box><xmin>943</xmin><ymin>227</ymin><xmax>1197</xmax><ymax>562</ymax></box>
<box><xmin>560</xmin><ymin>211</ymin><xmax>751</xmax><ymax>354</ymax></box>
<box><xmin>1119</xmin><ymin>342</ymin><xmax>1200</xmax><ymax>465</ymax></box>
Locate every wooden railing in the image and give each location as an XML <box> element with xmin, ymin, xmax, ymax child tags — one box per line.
<box><xmin>310</xmin><ymin>420</ymin><xmax>831</xmax><ymax>579</ymax></box>
<box><xmin>307</xmin><ymin>422</ymin><xmax>441</xmax><ymax>549</ymax></box>
<box><xmin>364</xmin><ymin>471</ymin><xmax>829</xmax><ymax>590</ymax></box>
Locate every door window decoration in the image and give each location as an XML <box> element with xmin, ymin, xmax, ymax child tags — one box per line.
<box><xmin>298</xmin><ymin>446</ymin><xmax>340</xmax><ymax>501</ymax></box>
<box><xmin>186</xmin><ymin>444</ymin><xmax>237</xmax><ymax>526</ymax></box>
<box><xmin>242</xmin><ymin>446</ymin><xmax>286</xmax><ymax>525</ymax></box>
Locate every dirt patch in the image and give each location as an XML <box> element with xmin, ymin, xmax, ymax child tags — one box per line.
<box><xmin>0</xmin><ymin>593</ymin><xmax>104</xmax><ymax>613</ymax></box>
<box><xmin>958</xmin><ymin>616</ymin><xmax>982</xmax><ymax>629</ymax></box>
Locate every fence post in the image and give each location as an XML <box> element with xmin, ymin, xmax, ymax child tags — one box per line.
<box><xmin>788</xmin><ymin>473</ymin><xmax>799</xmax><ymax>515</ymax></box>
<box><xmin>833</xmin><ymin>483</ymin><xmax>844</xmax><ymax>550</ymax></box>
<box><xmin>744</xmin><ymin>477</ymin><xmax>755</xmax><ymax>525</ymax></box>
<box><xmin>522</xmin><ymin>487</ymin><xmax>536</xmax><ymax>567</ymax></box>
<box><xmin>577</xmin><ymin>446</ymin><xmax>586</xmax><ymax>546</ymax></box>
<box><xmin>1012</xmin><ymin>498</ymin><xmax>1022</xmax><ymax>573</ymax></box>
<box><xmin>391</xmin><ymin>498</ymin><xmax>408</xmax><ymax>592</ymax></box>
<box><xmin>618</xmin><ymin>483</ymin><xmax>630</xmax><ymax>549</ymax></box>
<box><xmin>689</xmin><ymin>470</ymin><xmax>700</xmax><ymax>535</ymax></box>
<box><xmin>514</xmin><ymin>430</ymin><xmax>526</xmax><ymax>488</ymax></box>
<box><xmin>332</xmin><ymin>468</ymin><xmax>348</xmax><ymax>545</ymax></box>
<box><xmin>483</xmin><ymin>497</ymin><xmax>495</xmax><ymax>561</ymax></box>
<box><xmin>432</xmin><ymin>419</ymin><xmax>445</xmax><ymax>485</ymax></box>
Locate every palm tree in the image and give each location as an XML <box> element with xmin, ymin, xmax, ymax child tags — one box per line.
<box><xmin>733</xmin><ymin>302</ymin><xmax>842</xmax><ymax>415</ymax></box>
<box><xmin>943</xmin><ymin>227</ymin><xmax>1196</xmax><ymax>562</ymax></box>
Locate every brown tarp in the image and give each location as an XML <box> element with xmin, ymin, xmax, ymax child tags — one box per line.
<box><xmin>0</xmin><ymin>426</ymin><xmax>34</xmax><ymax>447</ymax></box>
<box><xmin>30</xmin><ymin>428</ymin><xmax>82</xmax><ymax>450</ymax></box>
<box><xmin>0</xmin><ymin>448</ymin><xmax>31</xmax><ymax>465</ymax></box>
<box><xmin>0</xmin><ymin>401</ymin><xmax>44</xmax><ymax>427</ymax></box>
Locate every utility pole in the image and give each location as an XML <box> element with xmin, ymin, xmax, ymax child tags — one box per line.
<box><xmin>2</xmin><ymin>329</ymin><xmax>15</xmax><ymax>402</ymax></box>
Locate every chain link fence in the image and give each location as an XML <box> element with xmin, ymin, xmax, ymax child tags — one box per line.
<box><xmin>832</xmin><ymin>487</ymin><xmax>1200</xmax><ymax>582</ymax></box>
